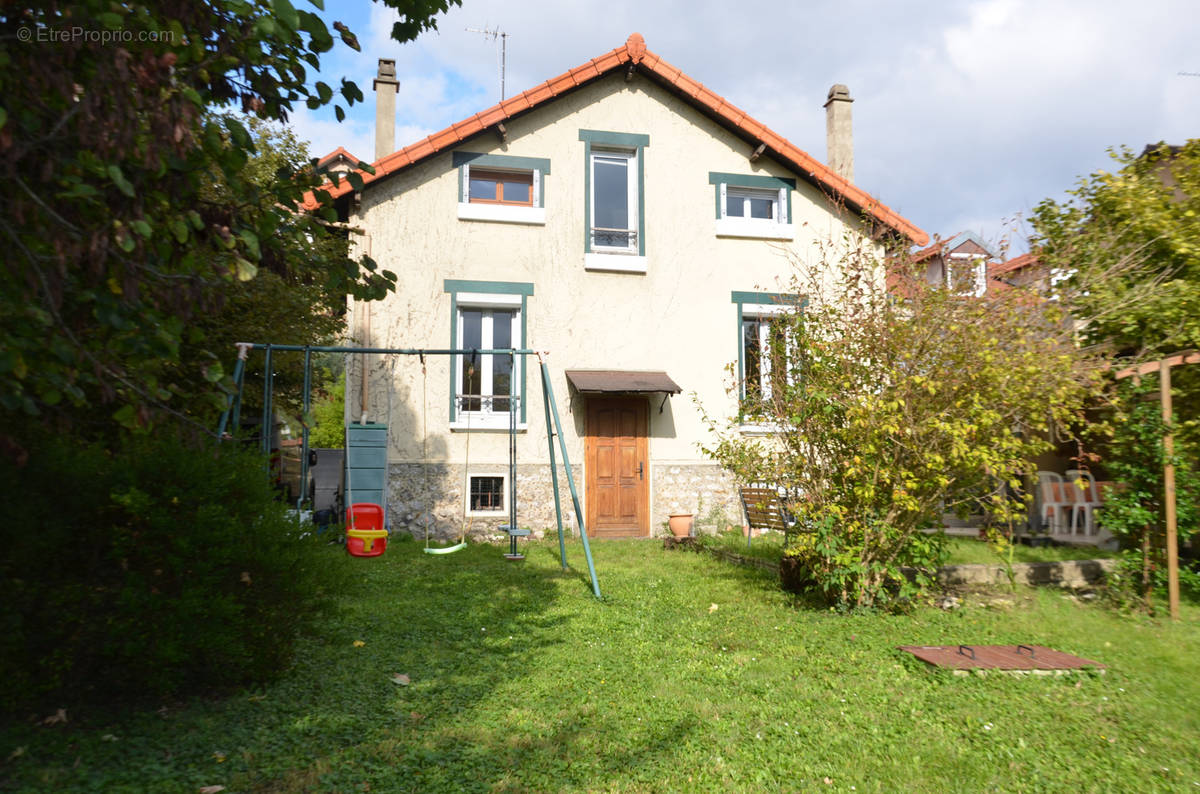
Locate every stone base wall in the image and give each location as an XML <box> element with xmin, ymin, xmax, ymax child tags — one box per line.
<box><xmin>387</xmin><ymin>462</ymin><xmax>582</xmax><ymax>542</ymax></box>
<box><xmin>652</xmin><ymin>463</ymin><xmax>742</xmax><ymax>535</ymax></box>
<box><xmin>385</xmin><ymin>461</ymin><xmax>743</xmax><ymax>541</ymax></box>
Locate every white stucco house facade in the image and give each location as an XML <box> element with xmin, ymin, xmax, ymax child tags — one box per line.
<box><xmin>313</xmin><ymin>33</ymin><xmax>927</xmax><ymax>540</ymax></box>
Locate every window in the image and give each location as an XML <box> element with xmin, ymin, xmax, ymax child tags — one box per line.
<box><xmin>453</xmin><ymin>152</ymin><xmax>549</xmax><ymax>225</ymax></box>
<box><xmin>709</xmin><ymin>173</ymin><xmax>795</xmax><ymax>240</ymax></box>
<box><xmin>590</xmin><ymin>149</ymin><xmax>638</xmax><ymax>251</ymax></box>
<box><xmin>444</xmin><ymin>280</ymin><xmax>533</xmax><ymax>430</ymax></box>
<box><xmin>742</xmin><ymin>313</ymin><xmax>789</xmax><ymax>403</ymax></box>
<box><xmin>468</xmin><ymin>475</ymin><xmax>506</xmax><ymax>514</ymax></box>
<box><xmin>726</xmin><ymin>187</ymin><xmax>778</xmax><ymax>220</ymax></box>
<box><xmin>579</xmin><ymin>129</ymin><xmax>649</xmax><ymax>272</ymax></box>
<box><xmin>732</xmin><ymin>291</ymin><xmax>803</xmax><ymax>427</ymax></box>
<box><xmin>468</xmin><ymin>169</ymin><xmax>533</xmax><ymax>206</ymax></box>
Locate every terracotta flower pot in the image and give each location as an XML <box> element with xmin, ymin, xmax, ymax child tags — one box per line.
<box><xmin>668</xmin><ymin>513</ymin><xmax>694</xmax><ymax>538</ymax></box>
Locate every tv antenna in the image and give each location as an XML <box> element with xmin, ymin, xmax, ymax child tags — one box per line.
<box><xmin>467</xmin><ymin>26</ymin><xmax>508</xmax><ymax>100</ymax></box>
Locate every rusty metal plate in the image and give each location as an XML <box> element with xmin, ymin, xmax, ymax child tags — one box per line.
<box><xmin>899</xmin><ymin>645</ymin><xmax>1105</xmax><ymax>672</ymax></box>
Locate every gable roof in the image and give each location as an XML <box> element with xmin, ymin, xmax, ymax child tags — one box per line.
<box><xmin>912</xmin><ymin>231</ymin><xmax>996</xmax><ymax>263</ymax></box>
<box><xmin>316</xmin><ymin>146</ymin><xmax>363</xmax><ymax>169</ymax></box>
<box><xmin>307</xmin><ymin>33</ymin><xmax>927</xmax><ymax>245</ymax></box>
<box><xmin>990</xmin><ymin>251</ymin><xmax>1040</xmax><ymax>275</ymax></box>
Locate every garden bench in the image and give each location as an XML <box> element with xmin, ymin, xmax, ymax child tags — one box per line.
<box><xmin>738</xmin><ymin>485</ymin><xmax>801</xmax><ymax>547</ymax></box>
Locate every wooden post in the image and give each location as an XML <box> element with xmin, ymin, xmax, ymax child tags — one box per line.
<box><xmin>1115</xmin><ymin>350</ymin><xmax>1198</xmax><ymax>621</ymax></box>
<box><xmin>1160</xmin><ymin>360</ymin><xmax>1180</xmax><ymax>621</ymax></box>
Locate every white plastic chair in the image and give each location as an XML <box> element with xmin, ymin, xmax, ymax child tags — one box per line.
<box><xmin>1066</xmin><ymin>470</ymin><xmax>1100</xmax><ymax>537</ymax></box>
<box><xmin>1036</xmin><ymin>471</ymin><xmax>1072</xmax><ymax>537</ymax></box>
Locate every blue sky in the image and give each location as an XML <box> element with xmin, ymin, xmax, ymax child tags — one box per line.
<box><xmin>289</xmin><ymin>0</ymin><xmax>1200</xmax><ymax>255</ymax></box>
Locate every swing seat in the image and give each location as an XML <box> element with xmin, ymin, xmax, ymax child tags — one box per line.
<box><xmin>346</xmin><ymin>529</ymin><xmax>388</xmax><ymax>556</ymax></box>
<box><xmin>423</xmin><ymin>541</ymin><xmax>467</xmax><ymax>555</ymax></box>
<box><xmin>346</xmin><ymin>503</ymin><xmax>387</xmax><ymax>557</ymax></box>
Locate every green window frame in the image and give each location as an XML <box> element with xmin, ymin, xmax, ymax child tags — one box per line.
<box><xmin>708</xmin><ymin>172</ymin><xmax>795</xmax><ymax>223</ymax></box>
<box><xmin>444</xmin><ymin>279</ymin><xmax>534</xmax><ymax>426</ymax></box>
<box><xmin>579</xmin><ymin>129</ymin><xmax>649</xmax><ymax>256</ymax></box>
<box><xmin>731</xmin><ymin>291</ymin><xmax>804</xmax><ymax>407</ymax></box>
<box><xmin>453</xmin><ymin>152</ymin><xmax>552</xmax><ymax>207</ymax></box>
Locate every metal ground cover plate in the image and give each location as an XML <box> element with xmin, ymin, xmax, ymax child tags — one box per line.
<box><xmin>899</xmin><ymin>644</ymin><xmax>1105</xmax><ymax>673</ymax></box>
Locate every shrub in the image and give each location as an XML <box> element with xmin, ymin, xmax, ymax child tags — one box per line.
<box><xmin>701</xmin><ymin>231</ymin><xmax>1102</xmax><ymax>609</ymax></box>
<box><xmin>0</xmin><ymin>432</ymin><xmax>351</xmax><ymax>713</ymax></box>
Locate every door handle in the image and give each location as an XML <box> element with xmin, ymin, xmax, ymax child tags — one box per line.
<box><xmin>638</xmin><ymin>461</ymin><xmax>644</xmax><ymax>480</ymax></box>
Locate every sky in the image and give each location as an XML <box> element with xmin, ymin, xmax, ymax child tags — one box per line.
<box><xmin>289</xmin><ymin>0</ymin><xmax>1200</xmax><ymax>255</ymax></box>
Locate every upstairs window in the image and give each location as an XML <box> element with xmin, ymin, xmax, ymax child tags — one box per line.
<box><xmin>469</xmin><ymin>169</ymin><xmax>533</xmax><ymax>206</ymax></box>
<box><xmin>731</xmin><ymin>291</ymin><xmax>804</xmax><ymax>428</ymax></box>
<box><xmin>453</xmin><ymin>152</ymin><xmax>549</xmax><ymax>225</ymax></box>
<box><xmin>710</xmin><ymin>173</ymin><xmax>795</xmax><ymax>240</ymax></box>
<box><xmin>579</xmin><ymin>130</ymin><xmax>649</xmax><ymax>273</ymax></box>
<box><xmin>726</xmin><ymin>187</ymin><xmax>778</xmax><ymax>221</ymax></box>
<box><xmin>443</xmin><ymin>279</ymin><xmax>533</xmax><ymax>430</ymax></box>
<box><xmin>590</xmin><ymin>149</ymin><xmax>638</xmax><ymax>252</ymax></box>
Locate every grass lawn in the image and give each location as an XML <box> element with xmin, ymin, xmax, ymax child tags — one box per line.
<box><xmin>3</xmin><ymin>537</ymin><xmax>1198</xmax><ymax>793</ymax></box>
<box><xmin>705</xmin><ymin>530</ymin><xmax>1117</xmax><ymax>567</ymax></box>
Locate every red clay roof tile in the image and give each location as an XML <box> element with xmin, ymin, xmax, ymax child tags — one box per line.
<box><xmin>304</xmin><ymin>33</ymin><xmax>927</xmax><ymax>243</ymax></box>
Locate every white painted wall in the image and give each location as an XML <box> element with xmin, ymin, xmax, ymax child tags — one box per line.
<box><xmin>346</xmin><ymin>72</ymin><xmax>878</xmax><ymax>479</ymax></box>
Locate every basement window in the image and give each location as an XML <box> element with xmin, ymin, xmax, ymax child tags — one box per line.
<box><xmin>468</xmin><ymin>474</ymin><xmax>506</xmax><ymax>514</ymax></box>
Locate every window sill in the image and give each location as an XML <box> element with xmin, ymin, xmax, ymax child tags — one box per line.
<box><xmin>715</xmin><ymin>219</ymin><xmax>795</xmax><ymax>240</ymax></box>
<box><xmin>584</xmin><ymin>252</ymin><xmax>647</xmax><ymax>273</ymax></box>
<box><xmin>450</xmin><ymin>418</ymin><xmax>529</xmax><ymax>432</ymax></box>
<box><xmin>457</xmin><ymin>203</ymin><xmax>545</xmax><ymax>225</ymax></box>
<box><xmin>738</xmin><ymin>422</ymin><xmax>785</xmax><ymax>436</ymax></box>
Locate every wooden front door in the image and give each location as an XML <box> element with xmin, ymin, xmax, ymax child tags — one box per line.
<box><xmin>585</xmin><ymin>397</ymin><xmax>649</xmax><ymax>538</ymax></box>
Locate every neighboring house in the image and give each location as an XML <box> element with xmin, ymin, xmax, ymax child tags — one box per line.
<box><xmin>316</xmin><ymin>146</ymin><xmax>364</xmax><ymax>177</ymax></box>
<box><xmin>911</xmin><ymin>231</ymin><xmax>997</xmax><ymax>296</ymax></box>
<box><xmin>315</xmin><ymin>33</ymin><xmax>926</xmax><ymax>539</ymax></box>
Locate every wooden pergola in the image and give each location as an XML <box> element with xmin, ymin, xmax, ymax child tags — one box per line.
<box><xmin>1114</xmin><ymin>349</ymin><xmax>1200</xmax><ymax>620</ymax></box>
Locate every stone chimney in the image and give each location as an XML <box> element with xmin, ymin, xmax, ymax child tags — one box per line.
<box><xmin>373</xmin><ymin>59</ymin><xmax>399</xmax><ymax>161</ymax></box>
<box><xmin>824</xmin><ymin>83</ymin><xmax>854</xmax><ymax>183</ymax></box>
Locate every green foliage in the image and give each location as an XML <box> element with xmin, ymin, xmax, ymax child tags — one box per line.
<box><xmin>3</xmin><ymin>542</ymin><xmax>1200</xmax><ymax>791</ymax></box>
<box><xmin>0</xmin><ymin>0</ymin><xmax>460</xmax><ymax>437</ymax></box>
<box><xmin>1089</xmin><ymin>380</ymin><xmax>1200</xmax><ymax>607</ymax></box>
<box><xmin>1031</xmin><ymin>141</ymin><xmax>1200</xmax><ymax>361</ymax></box>
<box><xmin>0</xmin><ymin>432</ymin><xmax>353</xmax><ymax>711</ymax></box>
<box><xmin>701</xmin><ymin>233</ymin><xmax>1103</xmax><ymax>609</ymax></box>
<box><xmin>309</xmin><ymin>370</ymin><xmax>346</xmax><ymax>448</ymax></box>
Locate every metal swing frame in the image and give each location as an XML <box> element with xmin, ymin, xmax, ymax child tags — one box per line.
<box><xmin>215</xmin><ymin>342</ymin><xmax>601</xmax><ymax>598</ymax></box>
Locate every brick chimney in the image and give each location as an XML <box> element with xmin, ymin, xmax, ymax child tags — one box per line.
<box><xmin>373</xmin><ymin>59</ymin><xmax>399</xmax><ymax>161</ymax></box>
<box><xmin>824</xmin><ymin>83</ymin><xmax>854</xmax><ymax>183</ymax></box>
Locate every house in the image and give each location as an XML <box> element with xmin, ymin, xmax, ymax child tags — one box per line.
<box><xmin>316</xmin><ymin>33</ymin><xmax>926</xmax><ymax>539</ymax></box>
<box><xmin>316</xmin><ymin>146</ymin><xmax>364</xmax><ymax>177</ymax></box>
<box><xmin>911</xmin><ymin>231</ymin><xmax>997</xmax><ymax>296</ymax></box>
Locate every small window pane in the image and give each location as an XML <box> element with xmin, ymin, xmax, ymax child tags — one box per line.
<box><xmin>742</xmin><ymin>318</ymin><xmax>763</xmax><ymax>400</ymax></box>
<box><xmin>469</xmin><ymin>177</ymin><xmax>498</xmax><ymax>201</ymax></box>
<box><xmin>748</xmin><ymin>196</ymin><xmax>774</xmax><ymax>220</ymax></box>
<box><xmin>502</xmin><ymin>179</ymin><xmax>530</xmax><ymax>204</ymax></box>
<box><xmin>470</xmin><ymin>476</ymin><xmax>504</xmax><ymax>512</ymax></box>
<box><xmin>461</xmin><ymin>310</ymin><xmax>483</xmax><ymax>411</ymax></box>
<box><xmin>491</xmin><ymin>311</ymin><xmax>514</xmax><ymax>412</ymax></box>
<box><xmin>726</xmin><ymin>194</ymin><xmax>745</xmax><ymax>218</ymax></box>
<box><xmin>593</xmin><ymin>156</ymin><xmax>630</xmax><ymax>244</ymax></box>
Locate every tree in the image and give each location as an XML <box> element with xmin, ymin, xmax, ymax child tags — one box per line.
<box><xmin>701</xmin><ymin>233</ymin><xmax>1102</xmax><ymax>609</ymax></box>
<box><xmin>0</xmin><ymin>0</ymin><xmax>460</xmax><ymax>444</ymax></box>
<box><xmin>1031</xmin><ymin>141</ymin><xmax>1200</xmax><ymax>362</ymax></box>
<box><xmin>1032</xmin><ymin>142</ymin><xmax>1200</xmax><ymax>594</ymax></box>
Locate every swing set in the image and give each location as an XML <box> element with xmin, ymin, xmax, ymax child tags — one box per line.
<box><xmin>215</xmin><ymin>342</ymin><xmax>601</xmax><ymax>598</ymax></box>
